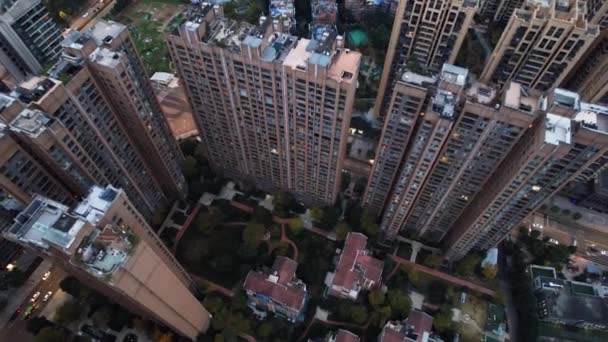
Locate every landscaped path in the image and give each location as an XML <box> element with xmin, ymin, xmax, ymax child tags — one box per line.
<box><xmin>389</xmin><ymin>255</ymin><xmax>497</xmax><ymax>298</ymax></box>
<box><xmin>172</xmin><ymin>201</ymin><xmax>202</xmax><ymax>254</ymax></box>
<box><xmin>280</xmin><ymin>223</ymin><xmax>299</xmax><ymax>261</ymax></box>
<box><xmin>189</xmin><ymin>273</ymin><xmax>234</xmax><ymax>298</ymax></box>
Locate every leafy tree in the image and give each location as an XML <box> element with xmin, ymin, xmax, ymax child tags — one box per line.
<box><xmin>482</xmin><ymin>265</ymin><xmax>498</xmax><ymax>279</ymax></box>
<box><xmin>289</xmin><ymin>217</ymin><xmax>304</xmax><ymax>235</ymax></box>
<box><xmin>257</xmin><ymin>322</ymin><xmax>273</xmax><ymax>340</ymax></box>
<box><xmin>455</xmin><ymin>253</ymin><xmax>481</xmax><ymax>277</ymax></box>
<box><xmin>405</xmin><ymin>266</ymin><xmax>420</xmax><ymax>288</ymax></box>
<box><xmin>530</xmin><ymin>229</ymin><xmax>541</xmax><ymax>239</ymax></box>
<box><xmin>372</xmin><ymin>306</ymin><xmax>392</xmax><ymax>328</ymax></box>
<box><xmin>111</xmin><ymin>0</ymin><xmax>133</xmax><ymax>15</ymax></box>
<box><xmin>181</xmin><ymin>156</ymin><xmax>200</xmax><ymax>180</ymax></box>
<box><xmin>203</xmin><ymin>295</ymin><xmax>224</xmax><ymax>315</ymax></box>
<box><xmin>252</xmin><ymin>206</ymin><xmax>273</xmax><ymax>226</ymax></box>
<box><xmin>572</xmin><ymin>212</ymin><xmax>582</xmax><ymax>220</ymax></box>
<box><xmin>550</xmin><ymin>205</ymin><xmax>560</xmax><ymax>213</ymax></box>
<box><xmin>242</xmin><ymin>222</ymin><xmax>266</xmax><ymax>248</ymax></box>
<box><xmin>92</xmin><ymin>305</ymin><xmax>112</xmax><ymax>327</ymax></box>
<box><xmin>309</xmin><ymin>207</ymin><xmax>324</xmax><ymax>223</ymax></box>
<box><xmin>423</xmin><ymin>254</ymin><xmax>443</xmax><ymax>269</ymax></box>
<box><xmin>321</xmin><ymin>206</ymin><xmax>341</xmax><ymax>229</ymax></box>
<box><xmin>433</xmin><ymin>307</ymin><xmax>453</xmax><ymax>332</ymax></box>
<box><xmin>26</xmin><ymin>316</ymin><xmax>53</xmax><ymax>335</ymax></box>
<box><xmin>180</xmin><ymin>138</ymin><xmax>198</xmax><ymax>156</ymax></box>
<box><xmin>387</xmin><ymin>289</ymin><xmax>411</xmax><ymax>318</ymax></box>
<box><xmin>361</xmin><ymin>209</ymin><xmax>379</xmax><ymax>238</ymax></box>
<box><xmin>561</xmin><ymin>208</ymin><xmax>571</xmax><ymax>216</ymax></box>
<box><xmin>54</xmin><ymin>299</ymin><xmax>83</xmax><ymax>324</ymax></box>
<box><xmin>353</xmin><ymin>177</ymin><xmax>367</xmax><ymax>195</ymax></box>
<box><xmin>197</xmin><ymin>206</ymin><xmax>225</xmax><ymax>233</ymax></box>
<box><xmin>214</xmin><ymin>335</ymin><xmax>224</xmax><ymax>342</ymax></box>
<box><xmin>350</xmin><ymin>304</ymin><xmax>368</xmax><ymax>324</ymax></box>
<box><xmin>35</xmin><ymin>327</ymin><xmax>65</xmax><ymax>342</ymax></box>
<box><xmin>0</xmin><ymin>269</ymin><xmax>25</xmax><ymax>290</ymax></box>
<box><xmin>368</xmin><ymin>288</ymin><xmax>385</xmax><ymax>308</ymax></box>
<box><xmin>340</xmin><ymin>171</ymin><xmax>351</xmax><ymax>191</ymax></box>
<box><xmin>335</xmin><ymin>221</ymin><xmax>351</xmax><ymax>241</ymax></box>
<box><xmin>59</xmin><ymin>276</ymin><xmax>83</xmax><ymax>298</ymax></box>
<box><xmin>272</xmin><ymin>191</ymin><xmax>294</xmax><ymax>217</ymax></box>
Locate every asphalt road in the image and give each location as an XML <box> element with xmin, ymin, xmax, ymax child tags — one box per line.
<box><xmin>1</xmin><ymin>266</ymin><xmax>65</xmax><ymax>342</ymax></box>
<box><xmin>523</xmin><ymin>213</ymin><xmax>608</xmax><ymax>266</ymax></box>
<box><xmin>68</xmin><ymin>0</ymin><xmax>115</xmax><ymax>33</ymax></box>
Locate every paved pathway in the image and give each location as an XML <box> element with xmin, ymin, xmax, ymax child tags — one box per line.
<box><xmin>189</xmin><ymin>273</ymin><xmax>234</xmax><ymax>298</ymax></box>
<box><xmin>389</xmin><ymin>255</ymin><xmax>497</xmax><ymax>298</ymax></box>
<box><xmin>280</xmin><ymin>223</ymin><xmax>299</xmax><ymax>261</ymax></box>
<box><xmin>172</xmin><ymin>201</ymin><xmax>202</xmax><ymax>254</ymax></box>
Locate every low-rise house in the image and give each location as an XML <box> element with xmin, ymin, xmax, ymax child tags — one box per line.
<box><xmin>379</xmin><ymin>310</ymin><xmax>443</xmax><ymax>342</ymax></box>
<box><xmin>327</xmin><ymin>232</ymin><xmax>384</xmax><ymax>300</ymax></box>
<box><xmin>243</xmin><ymin>256</ymin><xmax>307</xmax><ymax>322</ymax></box>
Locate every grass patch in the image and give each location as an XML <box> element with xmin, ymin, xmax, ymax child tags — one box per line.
<box><xmin>453</xmin><ymin>294</ymin><xmax>488</xmax><ymax>342</ymax></box>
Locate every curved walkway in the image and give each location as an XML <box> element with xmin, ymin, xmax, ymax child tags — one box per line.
<box><xmin>172</xmin><ymin>202</ymin><xmax>202</xmax><ymax>255</ymax></box>
<box><xmin>390</xmin><ymin>255</ymin><xmax>497</xmax><ymax>297</ymax></box>
<box><xmin>189</xmin><ymin>273</ymin><xmax>234</xmax><ymax>298</ymax></box>
<box><xmin>280</xmin><ymin>223</ymin><xmax>299</xmax><ymax>261</ymax></box>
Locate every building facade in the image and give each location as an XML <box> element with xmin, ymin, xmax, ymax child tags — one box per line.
<box><xmin>480</xmin><ymin>0</ymin><xmax>599</xmax><ymax>92</ymax></box>
<box><xmin>167</xmin><ymin>4</ymin><xmax>360</xmax><ymax>205</ymax></box>
<box><xmin>3</xmin><ymin>185</ymin><xmax>209</xmax><ymax>339</ymax></box>
<box><xmin>480</xmin><ymin>0</ymin><xmax>525</xmax><ymax>24</ymax></box>
<box><xmin>0</xmin><ymin>0</ymin><xmax>63</xmax><ymax>81</ymax></box>
<box><xmin>0</xmin><ymin>20</ymin><xmax>186</xmax><ymax>221</ymax></box>
<box><xmin>560</xmin><ymin>31</ymin><xmax>608</xmax><ymax>104</ymax></box>
<box><xmin>374</xmin><ymin>0</ymin><xmax>477</xmax><ymax>120</ymax></box>
<box><xmin>443</xmin><ymin>97</ymin><xmax>608</xmax><ymax>259</ymax></box>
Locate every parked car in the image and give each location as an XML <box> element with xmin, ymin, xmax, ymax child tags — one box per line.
<box><xmin>42</xmin><ymin>291</ymin><xmax>53</xmax><ymax>302</ymax></box>
<box><xmin>30</xmin><ymin>291</ymin><xmax>40</xmax><ymax>302</ymax></box>
<box><xmin>42</xmin><ymin>271</ymin><xmax>51</xmax><ymax>281</ymax></box>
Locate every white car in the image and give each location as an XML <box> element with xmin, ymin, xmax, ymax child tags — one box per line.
<box><xmin>42</xmin><ymin>291</ymin><xmax>53</xmax><ymax>302</ymax></box>
<box><xmin>30</xmin><ymin>291</ymin><xmax>41</xmax><ymax>302</ymax></box>
<box><xmin>548</xmin><ymin>238</ymin><xmax>559</xmax><ymax>245</ymax></box>
<box><xmin>600</xmin><ymin>250</ymin><xmax>608</xmax><ymax>256</ymax></box>
<box><xmin>42</xmin><ymin>271</ymin><xmax>51</xmax><ymax>281</ymax></box>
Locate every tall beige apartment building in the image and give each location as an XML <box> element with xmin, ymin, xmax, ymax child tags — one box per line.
<box><xmin>480</xmin><ymin>0</ymin><xmax>525</xmax><ymax>24</ymax></box>
<box><xmin>166</xmin><ymin>4</ymin><xmax>360</xmax><ymax>205</ymax></box>
<box><xmin>365</xmin><ymin>64</ymin><xmax>470</xmax><ymax>241</ymax></box>
<box><xmin>560</xmin><ymin>31</ymin><xmax>608</xmax><ymax>104</ymax></box>
<box><xmin>3</xmin><ymin>185</ymin><xmax>210</xmax><ymax>339</ymax></box>
<box><xmin>374</xmin><ymin>0</ymin><xmax>477</xmax><ymax>120</ymax></box>
<box><xmin>0</xmin><ymin>20</ymin><xmax>186</xmax><ymax>221</ymax></box>
<box><xmin>444</xmin><ymin>95</ymin><xmax>608</xmax><ymax>259</ymax></box>
<box><xmin>480</xmin><ymin>0</ymin><xmax>599</xmax><ymax>92</ymax></box>
<box><xmin>587</xmin><ymin>0</ymin><xmax>608</xmax><ymax>28</ymax></box>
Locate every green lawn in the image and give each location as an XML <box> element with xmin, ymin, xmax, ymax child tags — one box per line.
<box><xmin>116</xmin><ymin>0</ymin><xmax>187</xmax><ymax>73</ymax></box>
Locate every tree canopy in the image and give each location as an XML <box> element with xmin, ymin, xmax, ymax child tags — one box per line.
<box><xmin>54</xmin><ymin>299</ymin><xmax>83</xmax><ymax>324</ymax></box>
<box><xmin>289</xmin><ymin>217</ymin><xmax>304</xmax><ymax>236</ymax></box>
<box><xmin>387</xmin><ymin>289</ymin><xmax>412</xmax><ymax>318</ymax></box>
<box><xmin>368</xmin><ymin>289</ymin><xmax>385</xmax><ymax>308</ymax></box>
<box><xmin>242</xmin><ymin>222</ymin><xmax>266</xmax><ymax>249</ymax></box>
<box><xmin>455</xmin><ymin>253</ymin><xmax>481</xmax><ymax>277</ymax></box>
<box><xmin>335</xmin><ymin>221</ymin><xmax>351</xmax><ymax>241</ymax></box>
<box><xmin>35</xmin><ymin>327</ymin><xmax>66</xmax><ymax>342</ymax></box>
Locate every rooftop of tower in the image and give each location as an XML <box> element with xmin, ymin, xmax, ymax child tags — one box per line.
<box><xmin>575</xmin><ymin>102</ymin><xmax>608</xmax><ymax>133</ymax></box>
<box><xmin>9</xmin><ymin>107</ymin><xmax>51</xmax><ymax>137</ymax></box>
<box><xmin>171</xmin><ymin>2</ymin><xmax>360</xmax><ymax>83</ymax></box>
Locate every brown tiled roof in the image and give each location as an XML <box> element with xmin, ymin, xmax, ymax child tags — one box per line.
<box><xmin>379</xmin><ymin>310</ymin><xmax>434</xmax><ymax>342</ymax></box>
<box><xmin>335</xmin><ymin>329</ymin><xmax>360</xmax><ymax>342</ymax></box>
<box><xmin>331</xmin><ymin>232</ymin><xmax>383</xmax><ymax>290</ymax></box>
<box><xmin>243</xmin><ymin>256</ymin><xmax>306</xmax><ymax>311</ymax></box>
<box><xmin>96</xmin><ymin>225</ymin><xmax>121</xmax><ymax>244</ymax></box>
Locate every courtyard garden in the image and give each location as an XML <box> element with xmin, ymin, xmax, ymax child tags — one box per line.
<box><xmin>112</xmin><ymin>0</ymin><xmax>189</xmax><ymax>73</ymax></box>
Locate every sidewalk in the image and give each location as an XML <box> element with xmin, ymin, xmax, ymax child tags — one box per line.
<box><xmin>0</xmin><ymin>259</ymin><xmax>52</xmax><ymax>329</ymax></box>
<box><xmin>551</xmin><ymin>196</ymin><xmax>608</xmax><ymax>233</ymax></box>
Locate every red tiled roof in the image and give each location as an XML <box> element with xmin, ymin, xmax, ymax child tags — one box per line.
<box><xmin>379</xmin><ymin>311</ymin><xmax>434</xmax><ymax>342</ymax></box>
<box><xmin>336</xmin><ymin>329</ymin><xmax>360</xmax><ymax>342</ymax></box>
<box><xmin>273</xmin><ymin>256</ymin><xmax>297</xmax><ymax>285</ymax></box>
<box><xmin>406</xmin><ymin>310</ymin><xmax>433</xmax><ymax>338</ymax></box>
<box><xmin>243</xmin><ymin>257</ymin><xmax>306</xmax><ymax>311</ymax></box>
<box><xmin>331</xmin><ymin>232</ymin><xmax>383</xmax><ymax>291</ymax></box>
<box><xmin>96</xmin><ymin>226</ymin><xmax>121</xmax><ymax>244</ymax></box>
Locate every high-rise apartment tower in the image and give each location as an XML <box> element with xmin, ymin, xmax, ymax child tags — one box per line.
<box><xmin>480</xmin><ymin>0</ymin><xmax>599</xmax><ymax>92</ymax></box>
<box><xmin>444</xmin><ymin>94</ymin><xmax>608</xmax><ymax>259</ymax></box>
<box><xmin>3</xmin><ymin>185</ymin><xmax>210</xmax><ymax>339</ymax></box>
<box><xmin>374</xmin><ymin>0</ymin><xmax>477</xmax><ymax>120</ymax></box>
<box><xmin>167</xmin><ymin>4</ymin><xmax>360</xmax><ymax>205</ymax></box>
<box><xmin>0</xmin><ymin>0</ymin><xmax>63</xmax><ymax>81</ymax></box>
